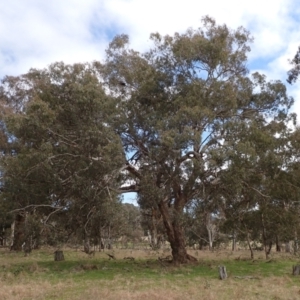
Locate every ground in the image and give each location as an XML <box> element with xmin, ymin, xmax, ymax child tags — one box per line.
<box><xmin>0</xmin><ymin>247</ymin><xmax>300</xmax><ymax>299</ymax></box>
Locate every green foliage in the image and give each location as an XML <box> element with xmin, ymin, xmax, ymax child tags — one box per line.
<box><xmin>0</xmin><ymin>17</ymin><xmax>299</xmax><ymax>261</ymax></box>
<box><xmin>0</xmin><ymin>62</ymin><xmax>125</xmax><ymax>248</ymax></box>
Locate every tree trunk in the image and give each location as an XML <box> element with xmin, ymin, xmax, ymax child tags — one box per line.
<box><xmin>207</xmin><ymin>224</ymin><xmax>214</xmax><ymax>251</ymax></box>
<box><xmin>285</xmin><ymin>241</ymin><xmax>291</xmax><ymax>253</ymax></box>
<box><xmin>199</xmin><ymin>239</ymin><xmax>205</xmax><ymax>250</ymax></box>
<box><xmin>266</xmin><ymin>241</ymin><xmax>272</xmax><ymax>258</ymax></box>
<box><xmin>206</xmin><ymin>213</ymin><xmax>216</xmax><ymax>251</ymax></box>
<box><xmin>148</xmin><ymin>208</ymin><xmax>161</xmax><ymax>250</ymax></box>
<box><xmin>84</xmin><ymin>235</ymin><xmax>91</xmax><ymax>254</ymax></box>
<box><xmin>275</xmin><ymin>235</ymin><xmax>281</xmax><ymax>252</ymax></box>
<box><xmin>242</xmin><ymin>222</ymin><xmax>254</xmax><ymax>259</ymax></box>
<box><xmin>0</xmin><ymin>227</ymin><xmax>6</xmax><ymax>246</ymax></box>
<box><xmin>10</xmin><ymin>221</ymin><xmax>15</xmax><ymax>249</ymax></box>
<box><xmin>107</xmin><ymin>223</ymin><xmax>113</xmax><ymax>250</ymax></box>
<box><xmin>294</xmin><ymin>231</ymin><xmax>298</xmax><ymax>254</ymax></box>
<box><xmin>10</xmin><ymin>213</ymin><xmax>25</xmax><ymax>251</ymax></box>
<box><xmin>261</xmin><ymin>213</ymin><xmax>270</xmax><ymax>259</ymax></box>
<box><xmin>232</xmin><ymin>230</ymin><xmax>237</xmax><ymax>251</ymax></box>
<box><xmin>246</xmin><ymin>230</ymin><xmax>254</xmax><ymax>259</ymax></box>
<box><xmin>158</xmin><ymin>200</ymin><xmax>196</xmax><ymax>264</ymax></box>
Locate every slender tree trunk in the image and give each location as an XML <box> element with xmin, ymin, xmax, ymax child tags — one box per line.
<box><xmin>206</xmin><ymin>214</ymin><xmax>216</xmax><ymax>251</ymax></box>
<box><xmin>0</xmin><ymin>227</ymin><xmax>3</xmax><ymax>246</ymax></box>
<box><xmin>276</xmin><ymin>235</ymin><xmax>281</xmax><ymax>252</ymax></box>
<box><xmin>285</xmin><ymin>241</ymin><xmax>291</xmax><ymax>253</ymax></box>
<box><xmin>206</xmin><ymin>224</ymin><xmax>216</xmax><ymax>251</ymax></box>
<box><xmin>232</xmin><ymin>229</ymin><xmax>237</xmax><ymax>251</ymax></box>
<box><xmin>266</xmin><ymin>241</ymin><xmax>273</xmax><ymax>257</ymax></box>
<box><xmin>84</xmin><ymin>234</ymin><xmax>91</xmax><ymax>254</ymax></box>
<box><xmin>10</xmin><ymin>213</ymin><xmax>26</xmax><ymax>251</ymax></box>
<box><xmin>294</xmin><ymin>230</ymin><xmax>298</xmax><ymax>254</ymax></box>
<box><xmin>107</xmin><ymin>223</ymin><xmax>112</xmax><ymax>249</ymax></box>
<box><xmin>261</xmin><ymin>213</ymin><xmax>270</xmax><ymax>259</ymax></box>
<box><xmin>199</xmin><ymin>239</ymin><xmax>204</xmax><ymax>250</ymax></box>
<box><xmin>148</xmin><ymin>207</ymin><xmax>160</xmax><ymax>250</ymax></box>
<box><xmin>10</xmin><ymin>221</ymin><xmax>15</xmax><ymax>249</ymax></box>
<box><xmin>246</xmin><ymin>231</ymin><xmax>254</xmax><ymax>259</ymax></box>
<box><xmin>242</xmin><ymin>221</ymin><xmax>254</xmax><ymax>259</ymax></box>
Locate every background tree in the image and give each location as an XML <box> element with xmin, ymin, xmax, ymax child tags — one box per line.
<box><xmin>0</xmin><ymin>62</ymin><xmax>124</xmax><ymax>251</ymax></box>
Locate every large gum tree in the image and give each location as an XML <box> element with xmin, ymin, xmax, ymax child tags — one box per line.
<box><xmin>100</xmin><ymin>17</ymin><xmax>294</xmax><ymax>264</ymax></box>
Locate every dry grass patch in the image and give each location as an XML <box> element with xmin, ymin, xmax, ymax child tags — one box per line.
<box><xmin>1</xmin><ymin>248</ymin><xmax>300</xmax><ymax>299</ymax></box>
<box><xmin>53</xmin><ymin>276</ymin><xmax>300</xmax><ymax>300</ymax></box>
<box><xmin>0</xmin><ymin>279</ymin><xmax>75</xmax><ymax>300</ymax></box>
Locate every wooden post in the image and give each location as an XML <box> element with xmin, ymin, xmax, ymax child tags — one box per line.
<box><xmin>219</xmin><ymin>265</ymin><xmax>227</xmax><ymax>280</ymax></box>
<box><xmin>54</xmin><ymin>250</ymin><xmax>65</xmax><ymax>261</ymax></box>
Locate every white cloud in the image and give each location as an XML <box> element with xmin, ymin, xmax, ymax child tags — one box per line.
<box><xmin>1</xmin><ymin>0</ymin><xmax>300</xmax><ymax>115</ymax></box>
<box><xmin>0</xmin><ymin>0</ymin><xmax>107</xmax><ymax>76</ymax></box>
<box><xmin>1</xmin><ymin>0</ymin><xmax>300</xmax><ymax>205</ymax></box>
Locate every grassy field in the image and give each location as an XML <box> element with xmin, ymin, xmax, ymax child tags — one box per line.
<box><xmin>0</xmin><ymin>247</ymin><xmax>300</xmax><ymax>300</ymax></box>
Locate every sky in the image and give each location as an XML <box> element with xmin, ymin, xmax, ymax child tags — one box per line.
<box><xmin>1</xmin><ymin>0</ymin><xmax>300</xmax><ymax>204</ymax></box>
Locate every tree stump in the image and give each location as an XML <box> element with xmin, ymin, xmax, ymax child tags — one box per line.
<box><xmin>54</xmin><ymin>250</ymin><xmax>65</xmax><ymax>261</ymax></box>
<box><xmin>219</xmin><ymin>265</ymin><xmax>227</xmax><ymax>280</ymax></box>
<box><xmin>292</xmin><ymin>265</ymin><xmax>300</xmax><ymax>275</ymax></box>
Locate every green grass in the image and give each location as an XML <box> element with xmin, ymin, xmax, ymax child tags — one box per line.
<box><xmin>1</xmin><ymin>249</ymin><xmax>300</xmax><ymax>299</ymax></box>
<box><xmin>1</xmin><ymin>252</ymin><xmax>297</xmax><ymax>281</ymax></box>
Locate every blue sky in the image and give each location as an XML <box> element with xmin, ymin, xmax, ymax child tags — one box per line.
<box><xmin>1</xmin><ymin>0</ymin><xmax>300</xmax><ymax>204</ymax></box>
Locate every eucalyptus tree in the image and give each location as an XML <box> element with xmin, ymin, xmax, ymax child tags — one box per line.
<box><xmin>0</xmin><ymin>62</ymin><xmax>124</xmax><ymax>250</ymax></box>
<box><xmin>287</xmin><ymin>46</ymin><xmax>300</xmax><ymax>84</ymax></box>
<box><xmin>101</xmin><ymin>16</ymin><xmax>294</xmax><ymax>263</ymax></box>
<box><xmin>219</xmin><ymin>96</ymin><xmax>297</xmax><ymax>258</ymax></box>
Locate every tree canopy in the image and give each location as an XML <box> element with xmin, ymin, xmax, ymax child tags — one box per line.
<box><xmin>0</xmin><ymin>16</ymin><xmax>299</xmax><ymax>263</ymax></box>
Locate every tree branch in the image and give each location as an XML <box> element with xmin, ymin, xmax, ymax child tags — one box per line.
<box><xmin>118</xmin><ymin>184</ymin><xmax>140</xmax><ymax>193</ymax></box>
<box><xmin>125</xmin><ymin>163</ymin><xmax>142</xmax><ymax>179</ymax></box>
<box><xmin>242</xmin><ymin>181</ymin><xmax>270</xmax><ymax>198</ymax></box>
<box><xmin>177</xmin><ymin>151</ymin><xmax>200</xmax><ymax>164</ymax></box>
<box><xmin>9</xmin><ymin>204</ymin><xmax>64</xmax><ymax>214</ymax></box>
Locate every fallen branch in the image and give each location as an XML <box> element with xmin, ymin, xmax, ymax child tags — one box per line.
<box><xmin>234</xmin><ymin>276</ymin><xmax>260</xmax><ymax>280</ymax></box>
<box><xmin>106</xmin><ymin>253</ymin><xmax>116</xmax><ymax>260</ymax></box>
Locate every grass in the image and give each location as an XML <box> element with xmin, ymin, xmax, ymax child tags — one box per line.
<box><xmin>0</xmin><ymin>248</ymin><xmax>300</xmax><ymax>299</ymax></box>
